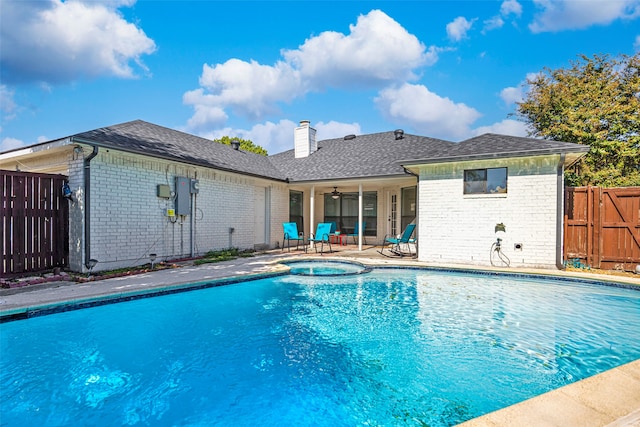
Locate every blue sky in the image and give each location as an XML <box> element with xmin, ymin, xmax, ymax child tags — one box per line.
<box><xmin>1</xmin><ymin>0</ymin><xmax>638</xmax><ymax>154</ymax></box>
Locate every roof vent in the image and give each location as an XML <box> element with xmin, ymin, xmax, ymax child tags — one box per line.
<box><xmin>231</xmin><ymin>140</ymin><xmax>240</xmax><ymax>150</ymax></box>
<box><xmin>394</xmin><ymin>129</ymin><xmax>405</xmax><ymax>140</ymax></box>
<box><xmin>344</xmin><ymin>134</ymin><xmax>356</xmax><ymax>140</ymax></box>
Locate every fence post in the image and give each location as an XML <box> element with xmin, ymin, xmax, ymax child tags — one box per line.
<box><xmin>594</xmin><ymin>186</ymin><xmax>603</xmax><ymax>269</ymax></box>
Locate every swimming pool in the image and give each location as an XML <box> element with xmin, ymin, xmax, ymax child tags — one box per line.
<box><xmin>1</xmin><ymin>267</ymin><xmax>639</xmax><ymax>426</ymax></box>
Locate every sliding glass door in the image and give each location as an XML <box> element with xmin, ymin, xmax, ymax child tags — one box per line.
<box><xmin>324</xmin><ymin>191</ymin><xmax>377</xmax><ymax>236</ymax></box>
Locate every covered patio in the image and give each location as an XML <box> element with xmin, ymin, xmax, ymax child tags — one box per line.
<box><xmin>287</xmin><ymin>177</ymin><xmax>418</xmax><ymax>253</ymax></box>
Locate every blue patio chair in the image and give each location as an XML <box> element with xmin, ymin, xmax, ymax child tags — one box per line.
<box><xmin>282</xmin><ymin>222</ymin><xmax>306</xmax><ymax>252</ymax></box>
<box><xmin>347</xmin><ymin>221</ymin><xmax>367</xmax><ymax>245</ymax></box>
<box><xmin>308</xmin><ymin>222</ymin><xmax>333</xmax><ymax>254</ymax></box>
<box><xmin>378</xmin><ymin>223</ymin><xmax>417</xmax><ymax>258</ymax></box>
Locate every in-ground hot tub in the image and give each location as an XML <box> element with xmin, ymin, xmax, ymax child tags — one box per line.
<box><xmin>281</xmin><ymin>260</ymin><xmax>371</xmax><ymax>276</ymax></box>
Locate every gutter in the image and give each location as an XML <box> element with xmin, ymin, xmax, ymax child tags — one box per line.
<box><xmin>556</xmin><ymin>153</ymin><xmax>566</xmax><ymax>270</ymax></box>
<box><xmin>400</xmin><ymin>147</ymin><xmax>590</xmax><ymax>169</ymax></box>
<box><xmin>403</xmin><ymin>166</ymin><xmax>418</xmax><ymax>177</ymax></box>
<box><xmin>82</xmin><ymin>144</ymin><xmax>99</xmax><ymax>269</ymax></box>
<box><xmin>70</xmin><ymin>137</ymin><xmax>287</xmax><ymax>183</ymax></box>
<box><xmin>289</xmin><ymin>173</ymin><xmax>413</xmax><ymax>185</ymax></box>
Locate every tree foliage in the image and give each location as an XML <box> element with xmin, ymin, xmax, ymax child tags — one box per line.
<box><xmin>213</xmin><ymin>136</ymin><xmax>268</xmax><ymax>156</ymax></box>
<box><xmin>515</xmin><ymin>53</ymin><xmax>640</xmax><ymax>187</ymax></box>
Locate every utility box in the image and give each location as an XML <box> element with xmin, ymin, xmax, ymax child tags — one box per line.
<box><xmin>175</xmin><ymin>177</ymin><xmax>191</xmax><ymax>215</ymax></box>
<box><xmin>157</xmin><ymin>184</ymin><xmax>171</xmax><ymax>199</ymax></box>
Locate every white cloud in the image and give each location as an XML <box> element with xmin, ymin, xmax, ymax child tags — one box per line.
<box><xmin>530</xmin><ymin>0</ymin><xmax>640</xmax><ymax>33</ymax></box>
<box><xmin>195</xmin><ymin>121</ymin><xmax>294</xmax><ymax>155</ymax></box>
<box><xmin>424</xmin><ymin>46</ymin><xmax>450</xmax><ymax>66</ymax></box>
<box><xmin>635</xmin><ymin>34</ymin><xmax>640</xmax><ymax>49</ymax></box>
<box><xmin>374</xmin><ymin>83</ymin><xmax>482</xmax><ymax>140</ymax></box>
<box><xmin>314</xmin><ymin>121</ymin><xmax>362</xmax><ymax>141</ymax></box>
<box><xmin>483</xmin><ymin>16</ymin><xmax>505</xmax><ymax>33</ymax></box>
<box><xmin>0</xmin><ymin>85</ymin><xmax>16</xmax><ymax>115</ymax></box>
<box><xmin>500</xmin><ymin>72</ymin><xmax>540</xmax><ymax>105</ymax></box>
<box><xmin>472</xmin><ymin>119</ymin><xmax>528</xmax><ymax>137</ymax></box>
<box><xmin>1</xmin><ymin>137</ymin><xmax>25</xmax><ymax>152</ymax></box>
<box><xmin>446</xmin><ymin>16</ymin><xmax>476</xmax><ymax>41</ymax></box>
<box><xmin>241</xmin><ymin>120</ymin><xmax>299</xmax><ymax>155</ymax></box>
<box><xmin>483</xmin><ymin>0</ymin><xmax>522</xmax><ymax>33</ymax></box>
<box><xmin>501</xmin><ymin>0</ymin><xmax>523</xmax><ymax>17</ymax></box>
<box><xmin>0</xmin><ymin>0</ymin><xmax>156</xmax><ymax>84</ymax></box>
<box><xmin>283</xmin><ymin>10</ymin><xmax>428</xmax><ymax>87</ymax></box>
<box><xmin>194</xmin><ymin>119</ymin><xmax>362</xmax><ymax>155</ymax></box>
<box><xmin>183</xmin><ymin>59</ymin><xmax>304</xmax><ymax>129</ymax></box>
<box><xmin>184</xmin><ymin>9</ymin><xmax>436</xmax><ymax>132</ymax></box>
<box><xmin>500</xmin><ymin>86</ymin><xmax>524</xmax><ymax>105</ymax></box>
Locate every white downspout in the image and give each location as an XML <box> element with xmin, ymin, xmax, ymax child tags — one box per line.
<box><xmin>358</xmin><ymin>184</ymin><xmax>363</xmax><ymax>251</ymax></box>
<box><xmin>415</xmin><ymin>181</ymin><xmax>419</xmax><ymax>258</ymax></box>
<box><xmin>310</xmin><ymin>185</ymin><xmax>315</xmax><ymax>247</ymax></box>
<box><xmin>556</xmin><ymin>154</ymin><xmax>566</xmax><ymax>269</ymax></box>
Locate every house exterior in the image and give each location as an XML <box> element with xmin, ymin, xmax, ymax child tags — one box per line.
<box><xmin>0</xmin><ymin>119</ymin><xmax>588</xmax><ymax>273</ymax></box>
<box><xmin>402</xmin><ymin>134</ymin><xmax>588</xmax><ymax>269</ymax></box>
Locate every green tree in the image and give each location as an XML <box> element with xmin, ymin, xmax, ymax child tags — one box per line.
<box><xmin>213</xmin><ymin>136</ymin><xmax>268</xmax><ymax>156</ymax></box>
<box><xmin>515</xmin><ymin>53</ymin><xmax>640</xmax><ymax>187</ymax></box>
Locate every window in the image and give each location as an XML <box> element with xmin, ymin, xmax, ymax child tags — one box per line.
<box><xmin>324</xmin><ymin>191</ymin><xmax>377</xmax><ymax>236</ymax></box>
<box><xmin>289</xmin><ymin>191</ymin><xmax>303</xmax><ymax>232</ymax></box>
<box><xmin>464</xmin><ymin>168</ymin><xmax>507</xmax><ymax>194</ymax></box>
<box><xmin>401</xmin><ymin>186</ymin><xmax>416</xmax><ymax>231</ymax></box>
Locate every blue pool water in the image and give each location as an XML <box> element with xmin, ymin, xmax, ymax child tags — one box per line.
<box><xmin>1</xmin><ymin>268</ymin><xmax>639</xmax><ymax>426</ymax></box>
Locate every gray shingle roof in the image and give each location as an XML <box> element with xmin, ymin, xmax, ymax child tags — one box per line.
<box><xmin>269</xmin><ymin>131</ymin><xmax>454</xmax><ymax>182</ymax></box>
<box><xmin>71</xmin><ymin>120</ymin><xmax>287</xmax><ymax>180</ymax></box>
<box><xmin>269</xmin><ymin>131</ymin><xmax>589</xmax><ymax>182</ymax></box>
<box><xmin>400</xmin><ymin>133</ymin><xmax>590</xmax><ymax>165</ymax></box>
<box><xmin>42</xmin><ymin>120</ymin><xmax>588</xmax><ymax>183</ymax></box>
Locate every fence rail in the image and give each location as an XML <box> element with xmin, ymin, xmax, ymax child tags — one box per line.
<box><xmin>564</xmin><ymin>186</ymin><xmax>640</xmax><ymax>271</ymax></box>
<box><xmin>1</xmin><ymin>171</ymin><xmax>69</xmax><ymax>276</ymax></box>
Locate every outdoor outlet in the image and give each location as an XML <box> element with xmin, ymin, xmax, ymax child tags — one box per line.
<box><xmin>514</xmin><ymin>243</ymin><xmax>523</xmax><ymax>251</ymax></box>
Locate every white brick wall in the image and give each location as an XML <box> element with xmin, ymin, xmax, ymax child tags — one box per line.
<box><xmin>67</xmin><ymin>156</ymin><xmax>85</xmax><ymax>272</ymax></box>
<box><xmin>417</xmin><ymin>155</ymin><xmax>562</xmax><ymax>269</ymax></box>
<box><xmin>83</xmin><ymin>150</ymin><xmax>287</xmax><ymax>272</ymax></box>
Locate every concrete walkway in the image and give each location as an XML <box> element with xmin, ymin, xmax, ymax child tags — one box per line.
<box><xmin>0</xmin><ymin>252</ymin><xmax>294</xmax><ymax>315</ymax></box>
<box><xmin>1</xmin><ymin>248</ymin><xmax>639</xmax><ymax>426</ymax></box>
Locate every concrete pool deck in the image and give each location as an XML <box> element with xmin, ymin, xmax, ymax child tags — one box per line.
<box><xmin>1</xmin><ymin>248</ymin><xmax>639</xmax><ymax>426</ymax></box>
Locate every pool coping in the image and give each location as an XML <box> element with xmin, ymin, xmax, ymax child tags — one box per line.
<box><xmin>1</xmin><ymin>253</ymin><xmax>639</xmax><ymax>426</ymax></box>
<box><xmin>3</xmin><ymin>257</ymin><xmax>637</xmax><ymax>322</ymax></box>
<box><xmin>457</xmin><ymin>359</ymin><xmax>640</xmax><ymax>427</ymax></box>
<box><xmin>0</xmin><ymin>269</ymin><xmax>289</xmax><ymax>322</ymax></box>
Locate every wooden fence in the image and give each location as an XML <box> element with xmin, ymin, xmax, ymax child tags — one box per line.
<box><xmin>564</xmin><ymin>186</ymin><xmax>640</xmax><ymax>271</ymax></box>
<box><xmin>1</xmin><ymin>171</ymin><xmax>69</xmax><ymax>276</ymax></box>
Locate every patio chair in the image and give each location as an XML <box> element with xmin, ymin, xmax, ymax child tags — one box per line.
<box><xmin>308</xmin><ymin>222</ymin><xmax>333</xmax><ymax>254</ymax></box>
<box><xmin>347</xmin><ymin>221</ymin><xmax>367</xmax><ymax>245</ymax></box>
<box><xmin>328</xmin><ymin>221</ymin><xmax>337</xmax><ymax>234</ymax></box>
<box><xmin>282</xmin><ymin>222</ymin><xmax>306</xmax><ymax>252</ymax></box>
<box><xmin>378</xmin><ymin>223</ymin><xmax>417</xmax><ymax>258</ymax></box>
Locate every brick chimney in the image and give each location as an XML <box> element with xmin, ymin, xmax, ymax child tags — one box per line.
<box><xmin>294</xmin><ymin>120</ymin><xmax>317</xmax><ymax>158</ymax></box>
